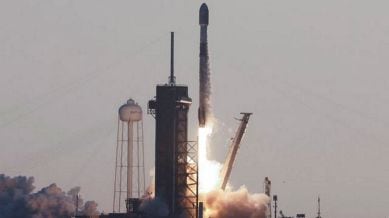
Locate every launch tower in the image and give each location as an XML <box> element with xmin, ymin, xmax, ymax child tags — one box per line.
<box><xmin>148</xmin><ymin>32</ymin><xmax>198</xmax><ymax>218</ymax></box>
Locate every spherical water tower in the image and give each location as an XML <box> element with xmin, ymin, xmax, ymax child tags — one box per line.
<box><xmin>113</xmin><ymin>99</ymin><xmax>145</xmax><ymax>213</ymax></box>
<box><xmin>119</xmin><ymin>99</ymin><xmax>142</xmax><ymax>122</ymax></box>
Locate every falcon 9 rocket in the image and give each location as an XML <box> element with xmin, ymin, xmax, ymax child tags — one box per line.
<box><xmin>198</xmin><ymin>3</ymin><xmax>211</xmax><ymax>127</ymax></box>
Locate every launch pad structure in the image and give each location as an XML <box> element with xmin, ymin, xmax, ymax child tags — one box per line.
<box><xmin>148</xmin><ymin>32</ymin><xmax>199</xmax><ymax>218</ymax></box>
<box><xmin>219</xmin><ymin>113</ymin><xmax>252</xmax><ymax>190</ymax></box>
<box><xmin>77</xmin><ymin>3</ymin><xmax>259</xmax><ymax>218</ymax></box>
<box><xmin>72</xmin><ymin>3</ymin><xmax>320</xmax><ymax>218</ymax></box>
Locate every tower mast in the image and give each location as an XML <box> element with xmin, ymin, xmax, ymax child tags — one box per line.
<box><xmin>316</xmin><ymin>196</ymin><xmax>322</xmax><ymax>218</ymax></box>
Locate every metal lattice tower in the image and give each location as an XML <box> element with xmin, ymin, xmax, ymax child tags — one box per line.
<box><xmin>176</xmin><ymin>140</ymin><xmax>198</xmax><ymax>218</ymax></box>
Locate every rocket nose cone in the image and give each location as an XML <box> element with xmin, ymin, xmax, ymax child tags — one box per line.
<box><xmin>199</xmin><ymin>3</ymin><xmax>209</xmax><ymax>25</ymax></box>
<box><xmin>200</xmin><ymin>3</ymin><xmax>208</xmax><ymax>11</ymax></box>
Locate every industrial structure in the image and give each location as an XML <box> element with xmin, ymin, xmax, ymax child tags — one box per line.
<box><xmin>148</xmin><ymin>32</ymin><xmax>198</xmax><ymax>218</ymax></box>
<box><xmin>273</xmin><ymin>195</ymin><xmax>278</xmax><ymax>218</ymax></box>
<box><xmin>112</xmin><ymin>99</ymin><xmax>145</xmax><ymax>214</ymax></box>
<box><xmin>264</xmin><ymin>177</ymin><xmax>272</xmax><ymax>218</ymax></box>
<box><xmin>77</xmin><ymin>32</ymin><xmax>199</xmax><ymax>218</ymax></box>
<box><xmin>76</xmin><ymin>100</ymin><xmax>146</xmax><ymax>218</ymax></box>
<box><xmin>271</xmin><ymin>194</ymin><xmax>308</xmax><ymax>218</ymax></box>
<box><xmin>316</xmin><ymin>196</ymin><xmax>322</xmax><ymax>218</ymax></box>
<box><xmin>219</xmin><ymin>113</ymin><xmax>252</xmax><ymax>190</ymax></box>
<box><xmin>75</xmin><ymin>3</ymin><xmax>308</xmax><ymax>218</ymax></box>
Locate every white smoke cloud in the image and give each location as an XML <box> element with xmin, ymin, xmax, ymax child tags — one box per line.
<box><xmin>202</xmin><ymin>186</ymin><xmax>270</xmax><ymax>218</ymax></box>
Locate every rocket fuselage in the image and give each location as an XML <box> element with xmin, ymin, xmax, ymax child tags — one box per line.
<box><xmin>198</xmin><ymin>3</ymin><xmax>210</xmax><ymax>127</ymax></box>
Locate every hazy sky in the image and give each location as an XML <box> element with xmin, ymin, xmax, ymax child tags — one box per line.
<box><xmin>1</xmin><ymin>1</ymin><xmax>389</xmax><ymax>217</ymax></box>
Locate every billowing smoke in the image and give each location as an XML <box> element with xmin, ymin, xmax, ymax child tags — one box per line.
<box><xmin>139</xmin><ymin>197</ymin><xmax>169</xmax><ymax>218</ymax></box>
<box><xmin>82</xmin><ymin>201</ymin><xmax>99</xmax><ymax>216</ymax></box>
<box><xmin>143</xmin><ymin>167</ymin><xmax>155</xmax><ymax>198</ymax></box>
<box><xmin>138</xmin><ymin>168</ymin><xmax>169</xmax><ymax>218</ymax></box>
<box><xmin>202</xmin><ymin>186</ymin><xmax>270</xmax><ymax>218</ymax></box>
<box><xmin>0</xmin><ymin>174</ymin><xmax>99</xmax><ymax>218</ymax></box>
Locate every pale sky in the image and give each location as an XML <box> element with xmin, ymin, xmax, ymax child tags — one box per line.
<box><xmin>1</xmin><ymin>1</ymin><xmax>389</xmax><ymax>217</ymax></box>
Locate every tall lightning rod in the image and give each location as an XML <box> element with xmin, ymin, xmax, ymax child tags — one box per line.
<box><xmin>169</xmin><ymin>32</ymin><xmax>176</xmax><ymax>85</ymax></box>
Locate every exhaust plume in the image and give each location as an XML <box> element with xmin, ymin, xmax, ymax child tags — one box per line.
<box><xmin>203</xmin><ymin>186</ymin><xmax>270</xmax><ymax>218</ymax></box>
<box><xmin>0</xmin><ymin>174</ymin><xmax>99</xmax><ymax>218</ymax></box>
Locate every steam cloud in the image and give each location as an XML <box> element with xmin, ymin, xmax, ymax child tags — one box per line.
<box><xmin>0</xmin><ymin>174</ymin><xmax>99</xmax><ymax>218</ymax></box>
<box><xmin>139</xmin><ymin>197</ymin><xmax>169</xmax><ymax>218</ymax></box>
<box><xmin>203</xmin><ymin>186</ymin><xmax>270</xmax><ymax>218</ymax></box>
<box><xmin>138</xmin><ymin>179</ymin><xmax>170</xmax><ymax>217</ymax></box>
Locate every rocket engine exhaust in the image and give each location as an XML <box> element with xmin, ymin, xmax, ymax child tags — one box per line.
<box><xmin>197</xmin><ymin>3</ymin><xmax>223</xmax><ymax>194</ymax></box>
<box><xmin>198</xmin><ymin>3</ymin><xmax>211</xmax><ymax>127</ymax></box>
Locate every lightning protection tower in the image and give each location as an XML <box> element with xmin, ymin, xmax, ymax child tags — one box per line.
<box><xmin>113</xmin><ymin>99</ymin><xmax>146</xmax><ymax>214</ymax></box>
<box><xmin>316</xmin><ymin>196</ymin><xmax>322</xmax><ymax>218</ymax></box>
<box><xmin>264</xmin><ymin>177</ymin><xmax>272</xmax><ymax>218</ymax></box>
